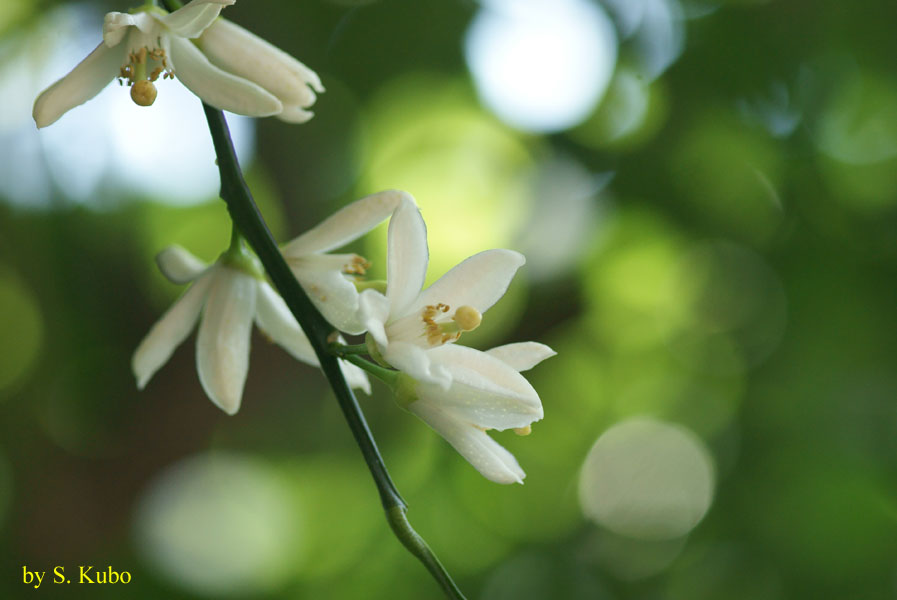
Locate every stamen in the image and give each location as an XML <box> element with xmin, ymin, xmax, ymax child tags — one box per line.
<box><xmin>423</xmin><ymin>303</ymin><xmax>452</xmax><ymax>345</ymax></box>
<box><xmin>420</xmin><ymin>304</ymin><xmax>483</xmax><ymax>346</ymax></box>
<box><xmin>118</xmin><ymin>45</ymin><xmax>172</xmax><ymax>106</ymax></box>
<box><xmin>342</xmin><ymin>255</ymin><xmax>371</xmax><ymax>276</ymax></box>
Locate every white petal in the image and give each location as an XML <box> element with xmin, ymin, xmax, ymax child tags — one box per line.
<box><xmin>32</xmin><ymin>42</ymin><xmax>124</xmax><ymax>128</ymax></box>
<box><xmin>423</xmin><ymin>344</ymin><xmax>543</xmax><ymax>430</ymax></box>
<box><xmin>283</xmin><ymin>190</ymin><xmax>415</xmax><ymax>256</ymax></box>
<box><xmin>254</xmin><ymin>281</ymin><xmax>318</xmax><ymax>366</ymax></box>
<box><xmin>485</xmin><ymin>342</ymin><xmax>556</xmax><ymax>372</ymax></box>
<box><xmin>289</xmin><ymin>259</ymin><xmax>364</xmax><ymax>334</ymax></box>
<box><xmin>167</xmin><ymin>36</ymin><xmax>282</xmax><ymax>117</ymax></box>
<box><xmin>196</xmin><ymin>267</ymin><xmax>256</xmax><ymax>415</ymax></box>
<box><xmin>157</xmin><ymin>0</ymin><xmax>234</xmax><ymax>38</ymax></box>
<box><xmin>408</xmin><ymin>400</ymin><xmax>525</xmax><ymax>484</ymax></box>
<box><xmin>340</xmin><ymin>359</ymin><xmax>371</xmax><ymax>394</ymax></box>
<box><xmin>277</xmin><ymin>105</ymin><xmax>315</xmax><ymax>124</ymax></box>
<box><xmin>386</xmin><ymin>199</ymin><xmax>428</xmax><ymax>317</ymax></box>
<box><xmin>156</xmin><ymin>245</ymin><xmax>208</xmax><ymax>284</ymax></box>
<box><xmin>199</xmin><ymin>18</ymin><xmax>323</xmax><ymax>109</ymax></box>
<box><xmin>410</xmin><ymin>249</ymin><xmax>525</xmax><ymax>318</ymax></box>
<box><xmin>358</xmin><ymin>290</ymin><xmax>391</xmax><ymax>347</ymax></box>
<box><xmin>132</xmin><ymin>271</ymin><xmax>213</xmax><ymax>389</ymax></box>
<box><xmin>384</xmin><ymin>341</ymin><xmax>452</xmax><ymax>389</ymax></box>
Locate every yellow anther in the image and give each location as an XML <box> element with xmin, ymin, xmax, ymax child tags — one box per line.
<box><xmin>452</xmin><ymin>305</ymin><xmax>482</xmax><ymax>332</ymax></box>
<box><xmin>130</xmin><ymin>80</ymin><xmax>157</xmax><ymax>106</ymax></box>
<box><xmin>343</xmin><ymin>255</ymin><xmax>371</xmax><ymax>276</ymax></box>
<box><xmin>514</xmin><ymin>425</ymin><xmax>532</xmax><ymax>436</ymax></box>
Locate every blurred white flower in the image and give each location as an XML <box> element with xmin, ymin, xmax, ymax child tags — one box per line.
<box><xmin>33</xmin><ymin>0</ymin><xmax>323</xmax><ymax>127</ymax></box>
<box><xmin>358</xmin><ymin>198</ymin><xmax>525</xmax><ymax>387</ymax></box>
<box><xmin>399</xmin><ymin>342</ymin><xmax>555</xmax><ymax>484</ymax></box>
<box><xmin>282</xmin><ymin>190</ymin><xmax>413</xmax><ymax>334</ymax></box>
<box><xmin>133</xmin><ymin>245</ymin><xmax>369</xmax><ymax>415</ymax></box>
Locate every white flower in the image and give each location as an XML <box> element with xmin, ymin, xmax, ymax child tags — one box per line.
<box><xmin>33</xmin><ymin>0</ymin><xmax>323</xmax><ymax>128</ymax></box>
<box><xmin>400</xmin><ymin>342</ymin><xmax>555</xmax><ymax>484</ymax></box>
<box><xmin>133</xmin><ymin>245</ymin><xmax>369</xmax><ymax>415</ymax></box>
<box><xmin>282</xmin><ymin>190</ymin><xmax>413</xmax><ymax>334</ymax></box>
<box><xmin>358</xmin><ymin>198</ymin><xmax>526</xmax><ymax>387</ymax></box>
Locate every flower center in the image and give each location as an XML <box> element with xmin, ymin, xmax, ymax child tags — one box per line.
<box><xmin>423</xmin><ymin>303</ymin><xmax>482</xmax><ymax>346</ymax></box>
<box><xmin>119</xmin><ymin>45</ymin><xmax>173</xmax><ymax>107</ymax></box>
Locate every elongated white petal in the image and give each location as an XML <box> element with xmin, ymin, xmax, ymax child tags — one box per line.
<box><xmin>289</xmin><ymin>260</ymin><xmax>364</xmax><ymax>334</ymax></box>
<box><xmin>358</xmin><ymin>289</ymin><xmax>391</xmax><ymax>347</ymax></box>
<box><xmin>132</xmin><ymin>272</ymin><xmax>213</xmax><ymax>389</ymax></box>
<box><xmin>196</xmin><ymin>268</ymin><xmax>256</xmax><ymax>415</ymax></box>
<box><xmin>283</xmin><ymin>191</ymin><xmax>414</xmax><ymax>256</ymax></box>
<box><xmin>199</xmin><ymin>18</ymin><xmax>323</xmax><ymax>110</ymax></box>
<box><xmin>386</xmin><ymin>199</ymin><xmax>429</xmax><ymax>317</ymax></box>
<box><xmin>411</xmin><ymin>249</ymin><xmax>525</xmax><ymax>318</ymax></box>
<box><xmin>278</xmin><ymin>104</ymin><xmax>315</xmax><ymax>124</ymax></box>
<box><xmin>486</xmin><ymin>342</ymin><xmax>556</xmax><ymax>372</ymax></box>
<box><xmin>103</xmin><ymin>12</ymin><xmax>157</xmax><ymax>46</ymax></box>
<box><xmin>340</xmin><ymin>360</ymin><xmax>371</xmax><ymax>395</ymax></box>
<box><xmin>409</xmin><ymin>400</ymin><xmax>525</xmax><ymax>484</ymax></box>
<box><xmin>156</xmin><ymin>245</ymin><xmax>208</xmax><ymax>284</ymax></box>
<box><xmin>167</xmin><ymin>36</ymin><xmax>282</xmax><ymax>117</ymax></box>
<box><xmin>384</xmin><ymin>341</ymin><xmax>452</xmax><ymax>389</ymax></box>
<box><xmin>254</xmin><ymin>281</ymin><xmax>317</xmax><ymax>365</ymax></box>
<box><xmin>33</xmin><ymin>42</ymin><xmax>124</xmax><ymax>128</ymax></box>
<box><xmin>157</xmin><ymin>0</ymin><xmax>234</xmax><ymax>38</ymax></box>
<box><xmin>423</xmin><ymin>344</ymin><xmax>542</xmax><ymax>430</ymax></box>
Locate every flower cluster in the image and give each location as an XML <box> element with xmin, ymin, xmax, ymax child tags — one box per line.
<box><xmin>135</xmin><ymin>191</ymin><xmax>553</xmax><ymax>483</ymax></box>
<box><xmin>33</xmin><ymin>0</ymin><xmax>554</xmax><ymax>485</ymax></box>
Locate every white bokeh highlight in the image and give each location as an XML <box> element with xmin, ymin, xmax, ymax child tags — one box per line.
<box><xmin>134</xmin><ymin>453</ymin><xmax>299</xmax><ymax>596</ymax></box>
<box><xmin>465</xmin><ymin>0</ymin><xmax>617</xmax><ymax>133</ymax></box>
<box><xmin>579</xmin><ymin>418</ymin><xmax>715</xmax><ymax>540</ymax></box>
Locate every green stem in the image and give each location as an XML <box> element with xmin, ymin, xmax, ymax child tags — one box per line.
<box><xmin>200</xmin><ymin>103</ymin><xmax>465</xmax><ymax>600</ymax></box>
<box><xmin>331</xmin><ymin>343</ymin><xmax>370</xmax><ymax>356</ymax></box>
<box><xmin>343</xmin><ymin>354</ymin><xmax>400</xmax><ymax>386</ymax></box>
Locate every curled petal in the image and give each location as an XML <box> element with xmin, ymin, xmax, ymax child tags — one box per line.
<box><xmin>423</xmin><ymin>344</ymin><xmax>543</xmax><ymax>430</ymax></box>
<box><xmin>200</xmin><ymin>18</ymin><xmax>323</xmax><ymax>110</ymax></box>
<box><xmin>254</xmin><ymin>281</ymin><xmax>317</xmax><ymax>365</ymax></box>
<box><xmin>103</xmin><ymin>12</ymin><xmax>157</xmax><ymax>46</ymax></box>
<box><xmin>283</xmin><ymin>190</ymin><xmax>414</xmax><ymax>256</ymax></box>
<box><xmin>278</xmin><ymin>104</ymin><xmax>315</xmax><ymax>124</ymax></box>
<box><xmin>132</xmin><ymin>272</ymin><xmax>213</xmax><ymax>389</ymax></box>
<box><xmin>156</xmin><ymin>245</ymin><xmax>208</xmax><ymax>284</ymax></box>
<box><xmin>157</xmin><ymin>0</ymin><xmax>235</xmax><ymax>39</ymax></box>
<box><xmin>411</xmin><ymin>249</ymin><xmax>525</xmax><ymax>319</ymax></box>
<box><xmin>32</xmin><ymin>42</ymin><xmax>124</xmax><ymax>128</ymax></box>
<box><xmin>196</xmin><ymin>268</ymin><xmax>256</xmax><ymax>415</ymax></box>
<box><xmin>408</xmin><ymin>400</ymin><xmax>526</xmax><ymax>484</ymax></box>
<box><xmin>386</xmin><ymin>199</ymin><xmax>429</xmax><ymax>317</ymax></box>
<box><xmin>485</xmin><ymin>342</ymin><xmax>556</xmax><ymax>372</ymax></box>
<box><xmin>168</xmin><ymin>36</ymin><xmax>282</xmax><ymax>117</ymax></box>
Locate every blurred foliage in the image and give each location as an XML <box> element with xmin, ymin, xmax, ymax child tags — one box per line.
<box><xmin>2</xmin><ymin>0</ymin><xmax>897</xmax><ymax>598</ymax></box>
